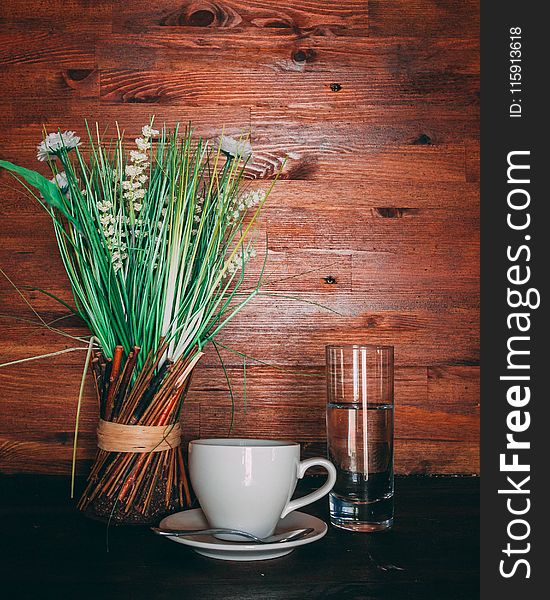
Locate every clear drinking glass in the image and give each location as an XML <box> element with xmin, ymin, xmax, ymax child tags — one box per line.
<box><xmin>326</xmin><ymin>344</ymin><xmax>394</xmax><ymax>532</ymax></box>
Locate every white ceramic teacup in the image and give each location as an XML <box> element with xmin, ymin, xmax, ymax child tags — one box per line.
<box><xmin>189</xmin><ymin>438</ymin><xmax>337</xmax><ymax>540</ymax></box>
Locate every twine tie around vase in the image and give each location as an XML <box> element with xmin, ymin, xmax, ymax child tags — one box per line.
<box><xmin>96</xmin><ymin>419</ymin><xmax>182</xmax><ymax>453</ymax></box>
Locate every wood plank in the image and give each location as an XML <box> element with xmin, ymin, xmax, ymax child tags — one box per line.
<box><xmin>263</xmin><ymin>206</ymin><xmax>477</xmax><ymax>252</ymax></box>
<box><xmin>248</xmin><ymin>106</ymin><xmax>478</xmax><ymax>183</ymax></box>
<box><xmin>466</xmin><ymin>139</ymin><xmax>480</xmax><ymax>183</ymax></box>
<box><xmin>251</xmin><ymin>105</ymin><xmax>479</xmax><ymax>144</ymax></box>
<box><xmin>251</xmin><ymin>145</ymin><xmax>468</xmax><ymax>182</ymax></box>
<box><xmin>111</xmin><ymin>1</ymin><xmax>370</xmax><ymax>36</ymax></box>
<box><xmin>0</xmin><ymin>100</ymin><xmax>250</xmax><ymax>127</ymax></box>
<box><xmin>0</xmin><ymin>0</ymin><xmax>113</xmax><ymax>29</ymax></box>
<box><xmin>397</xmin><ymin>441</ymin><xmax>478</xmax><ymax>473</ymax></box>
<box><xmin>0</xmin><ymin>66</ymin><xmax>98</xmax><ymax>100</ymax></box>
<box><xmin>96</xmin><ymin>34</ymin><xmax>479</xmax><ymax>74</ymax></box>
<box><xmin>369</xmin><ymin>0</ymin><xmax>480</xmax><ymax>38</ymax></box>
<box><xmin>428</xmin><ymin>366</ymin><xmax>480</xmax><ymax>413</ymax></box>
<box><xmin>0</xmin><ymin>28</ymin><xmax>96</xmax><ymax>67</ymax></box>
<box><xmin>351</xmin><ymin>248</ymin><xmax>479</xmax><ymax>310</ymax></box>
<box><xmin>213</xmin><ymin>303</ymin><xmax>479</xmax><ymax>367</ymax></box>
<box><xmin>98</xmin><ymin>68</ymin><xmax>479</xmax><ymax>108</ymax></box>
<box><xmin>259</xmin><ymin>180</ymin><xmax>480</xmax><ymax>210</ymax></box>
<box><xmin>0</xmin><ymin>190</ymin><xmax>478</xmax><ymax>303</ymax></box>
<box><xmin>0</xmin><ymin>100</ymin><xmax>479</xmax><ymax>132</ymax></box>
<box><xmin>189</xmin><ymin>365</ymin><xmax>427</xmax><ymax>404</ymax></box>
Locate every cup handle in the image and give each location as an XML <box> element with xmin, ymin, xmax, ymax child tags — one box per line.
<box><xmin>280</xmin><ymin>457</ymin><xmax>337</xmax><ymax>518</ymax></box>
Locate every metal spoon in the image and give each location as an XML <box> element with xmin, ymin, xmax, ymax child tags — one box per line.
<box><xmin>151</xmin><ymin>526</ymin><xmax>314</xmax><ymax>544</ymax></box>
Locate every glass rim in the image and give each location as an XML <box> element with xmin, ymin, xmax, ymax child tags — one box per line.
<box><xmin>325</xmin><ymin>344</ymin><xmax>394</xmax><ymax>351</ymax></box>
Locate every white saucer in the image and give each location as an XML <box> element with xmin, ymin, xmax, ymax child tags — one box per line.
<box><xmin>158</xmin><ymin>509</ymin><xmax>328</xmax><ymax>561</ymax></box>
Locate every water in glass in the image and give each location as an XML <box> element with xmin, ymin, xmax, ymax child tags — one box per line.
<box><xmin>327</xmin><ymin>401</ymin><xmax>394</xmax><ymax>531</ymax></box>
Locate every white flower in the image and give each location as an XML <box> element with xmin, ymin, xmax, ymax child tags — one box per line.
<box><xmin>112</xmin><ymin>257</ymin><xmax>124</xmax><ymax>273</ymax></box>
<box><xmin>229</xmin><ymin>190</ymin><xmax>265</xmax><ymax>222</ymax></box>
<box><xmin>37</xmin><ymin>131</ymin><xmax>80</xmax><ymax>161</ymax></box>
<box><xmin>130</xmin><ymin>150</ymin><xmax>148</xmax><ymax>164</ymax></box>
<box><xmin>226</xmin><ymin>248</ymin><xmax>256</xmax><ymax>276</ymax></box>
<box><xmin>125</xmin><ymin>165</ymin><xmax>143</xmax><ymax>178</ymax></box>
<box><xmin>50</xmin><ymin>171</ymin><xmax>69</xmax><ymax>192</ymax></box>
<box><xmin>241</xmin><ymin>189</ymin><xmax>265</xmax><ymax>208</ymax></box>
<box><xmin>97</xmin><ymin>200</ymin><xmax>113</xmax><ymax>213</ymax></box>
<box><xmin>123</xmin><ymin>181</ymin><xmax>142</xmax><ymax>192</ymax></box>
<box><xmin>227</xmin><ymin>256</ymin><xmax>240</xmax><ymax>275</ymax></box>
<box><xmin>218</xmin><ymin>135</ymin><xmax>252</xmax><ymax>161</ymax></box>
<box><xmin>135</xmin><ymin>137</ymin><xmax>151</xmax><ymax>152</ymax></box>
<box><xmin>100</xmin><ymin>214</ymin><xmax>114</xmax><ymax>227</ymax></box>
<box><xmin>121</xmin><ymin>128</ymin><xmax>155</xmax><ymax>214</ymax></box>
<box><xmin>98</xmin><ymin>201</ymin><xmax>128</xmax><ymax>274</ymax></box>
<box><xmin>142</xmin><ymin>125</ymin><xmax>160</xmax><ymax>138</ymax></box>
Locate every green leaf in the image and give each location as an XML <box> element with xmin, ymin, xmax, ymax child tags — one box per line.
<box><xmin>20</xmin><ymin>286</ymin><xmax>80</xmax><ymax>317</ymax></box>
<box><xmin>0</xmin><ymin>159</ymin><xmax>80</xmax><ymax>229</ymax></box>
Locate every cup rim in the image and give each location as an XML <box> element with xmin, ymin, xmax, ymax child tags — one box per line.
<box><xmin>189</xmin><ymin>438</ymin><xmax>299</xmax><ymax>448</ymax></box>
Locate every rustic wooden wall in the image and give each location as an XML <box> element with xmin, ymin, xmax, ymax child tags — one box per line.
<box><xmin>0</xmin><ymin>0</ymin><xmax>479</xmax><ymax>475</ymax></box>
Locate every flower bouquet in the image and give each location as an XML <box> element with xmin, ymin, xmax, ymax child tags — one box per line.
<box><xmin>0</xmin><ymin>122</ymin><xmax>271</xmax><ymax>522</ymax></box>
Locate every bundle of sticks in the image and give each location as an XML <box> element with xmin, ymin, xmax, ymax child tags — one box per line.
<box><xmin>78</xmin><ymin>340</ymin><xmax>202</xmax><ymax>522</ymax></box>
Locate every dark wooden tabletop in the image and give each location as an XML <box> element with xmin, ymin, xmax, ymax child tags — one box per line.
<box><xmin>0</xmin><ymin>475</ymin><xmax>479</xmax><ymax>599</ymax></box>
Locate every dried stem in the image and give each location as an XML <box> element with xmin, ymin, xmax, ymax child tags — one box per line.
<box><xmin>78</xmin><ymin>346</ymin><xmax>201</xmax><ymax>522</ymax></box>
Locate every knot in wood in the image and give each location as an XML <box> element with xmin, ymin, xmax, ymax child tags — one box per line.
<box><xmin>65</xmin><ymin>69</ymin><xmax>93</xmax><ymax>82</ymax></box>
<box><xmin>413</xmin><ymin>133</ymin><xmax>432</xmax><ymax>145</ymax></box>
<box><xmin>292</xmin><ymin>49</ymin><xmax>316</xmax><ymax>63</ymax></box>
<box><xmin>189</xmin><ymin>9</ymin><xmax>215</xmax><ymax>26</ymax></box>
